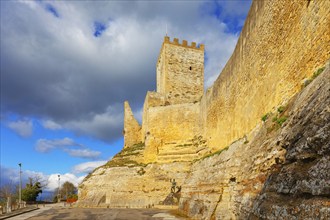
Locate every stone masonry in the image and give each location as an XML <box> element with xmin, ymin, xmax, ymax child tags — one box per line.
<box><xmin>125</xmin><ymin>37</ymin><xmax>206</xmax><ymax>163</ymax></box>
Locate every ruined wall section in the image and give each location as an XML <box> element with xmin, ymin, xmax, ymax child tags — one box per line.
<box><xmin>123</xmin><ymin>101</ymin><xmax>141</xmax><ymax>149</ymax></box>
<box><xmin>157</xmin><ymin>37</ymin><xmax>204</xmax><ymax>105</ymax></box>
<box><xmin>143</xmin><ymin>102</ymin><xmax>201</xmax><ymax>163</ymax></box>
<box><xmin>203</xmin><ymin>0</ymin><xmax>330</xmax><ymax>151</ymax></box>
<box><xmin>141</xmin><ymin>91</ymin><xmax>166</xmax><ymax>144</ymax></box>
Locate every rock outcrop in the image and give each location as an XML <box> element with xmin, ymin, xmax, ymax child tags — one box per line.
<box><xmin>179</xmin><ymin>64</ymin><xmax>330</xmax><ymax>219</ymax></box>
<box><xmin>250</xmin><ymin>64</ymin><xmax>330</xmax><ymax>219</ymax></box>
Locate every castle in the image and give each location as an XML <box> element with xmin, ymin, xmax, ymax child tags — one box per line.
<box><xmin>124</xmin><ymin>36</ymin><xmax>208</xmax><ymax>163</ymax></box>
<box><xmin>79</xmin><ymin>1</ymin><xmax>330</xmax><ymax>218</ymax></box>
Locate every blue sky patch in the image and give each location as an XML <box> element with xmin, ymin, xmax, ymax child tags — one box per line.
<box><xmin>45</xmin><ymin>3</ymin><xmax>59</xmax><ymax>18</ymax></box>
<box><xmin>93</xmin><ymin>21</ymin><xmax>107</xmax><ymax>37</ymax></box>
<box><xmin>200</xmin><ymin>1</ymin><xmax>251</xmax><ymax>35</ymax></box>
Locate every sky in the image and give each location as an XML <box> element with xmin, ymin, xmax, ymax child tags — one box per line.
<box><xmin>0</xmin><ymin>0</ymin><xmax>251</xmax><ymax>196</ymax></box>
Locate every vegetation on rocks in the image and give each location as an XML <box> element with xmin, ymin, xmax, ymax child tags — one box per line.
<box><xmin>261</xmin><ymin>113</ymin><xmax>269</xmax><ymax>122</ymax></box>
<box><xmin>302</xmin><ymin>66</ymin><xmax>325</xmax><ymax>88</ymax></box>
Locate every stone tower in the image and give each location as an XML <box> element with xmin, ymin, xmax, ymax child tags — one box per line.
<box><xmin>156</xmin><ymin>36</ymin><xmax>204</xmax><ymax>104</ymax></box>
<box><xmin>124</xmin><ymin>36</ymin><xmax>205</xmax><ymax>162</ymax></box>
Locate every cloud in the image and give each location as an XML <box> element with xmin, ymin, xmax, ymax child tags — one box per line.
<box><xmin>0</xmin><ymin>165</ymin><xmax>47</xmax><ymax>188</ymax></box>
<box><xmin>42</xmin><ymin>120</ymin><xmax>62</xmax><ymax>130</ymax></box>
<box><xmin>35</xmin><ymin>137</ymin><xmax>81</xmax><ymax>153</ymax></box>
<box><xmin>63</xmin><ymin>104</ymin><xmax>123</xmax><ymax>143</ymax></box>
<box><xmin>46</xmin><ymin>173</ymin><xmax>85</xmax><ymax>191</ymax></box>
<box><xmin>72</xmin><ymin>160</ymin><xmax>107</xmax><ymax>174</ymax></box>
<box><xmin>7</xmin><ymin>119</ymin><xmax>33</xmax><ymax>137</ymax></box>
<box><xmin>35</xmin><ymin>137</ymin><xmax>101</xmax><ymax>159</ymax></box>
<box><xmin>0</xmin><ymin>165</ymin><xmax>85</xmax><ymax>192</ymax></box>
<box><xmin>0</xmin><ymin>1</ymin><xmax>251</xmax><ymax>143</ymax></box>
<box><xmin>64</xmin><ymin>149</ymin><xmax>101</xmax><ymax>159</ymax></box>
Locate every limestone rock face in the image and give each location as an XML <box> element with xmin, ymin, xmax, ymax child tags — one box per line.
<box><xmin>78</xmin><ymin>161</ymin><xmax>191</xmax><ymax>208</ymax></box>
<box><xmin>250</xmin><ymin>65</ymin><xmax>330</xmax><ymax>219</ymax></box>
<box><xmin>179</xmin><ymin>65</ymin><xmax>330</xmax><ymax>219</ymax></box>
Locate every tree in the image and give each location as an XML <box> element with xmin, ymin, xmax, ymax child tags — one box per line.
<box><xmin>53</xmin><ymin>181</ymin><xmax>77</xmax><ymax>202</ymax></box>
<box><xmin>60</xmin><ymin>181</ymin><xmax>77</xmax><ymax>199</ymax></box>
<box><xmin>0</xmin><ymin>181</ymin><xmax>18</xmax><ymax>206</ymax></box>
<box><xmin>21</xmin><ymin>177</ymin><xmax>42</xmax><ymax>202</ymax></box>
<box><xmin>60</xmin><ymin>181</ymin><xmax>77</xmax><ymax>200</ymax></box>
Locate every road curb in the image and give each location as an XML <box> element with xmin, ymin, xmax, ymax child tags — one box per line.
<box><xmin>0</xmin><ymin>207</ymin><xmax>39</xmax><ymax>220</ymax></box>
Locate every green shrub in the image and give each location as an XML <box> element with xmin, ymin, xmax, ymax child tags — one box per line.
<box><xmin>261</xmin><ymin>113</ymin><xmax>269</xmax><ymax>122</ymax></box>
<box><xmin>312</xmin><ymin>66</ymin><xmax>325</xmax><ymax>79</ymax></box>
<box><xmin>272</xmin><ymin>116</ymin><xmax>287</xmax><ymax>126</ymax></box>
<box><xmin>276</xmin><ymin>116</ymin><xmax>287</xmax><ymax>126</ymax></box>
<box><xmin>302</xmin><ymin>66</ymin><xmax>325</xmax><ymax>89</ymax></box>
<box><xmin>277</xmin><ymin>106</ymin><xmax>285</xmax><ymax>114</ymax></box>
<box><xmin>200</xmin><ymin>146</ymin><xmax>229</xmax><ymax>160</ymax></box>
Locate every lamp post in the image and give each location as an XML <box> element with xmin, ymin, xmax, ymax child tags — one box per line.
<box><xmin>57</xmin><ymin>175</ymin><xmax>61</xmax><ymax>203</ymax></box>
<box><xmin>18</xmin><ymin>163</ymin><xmax>22</xmax><ymax>209</ymax></box>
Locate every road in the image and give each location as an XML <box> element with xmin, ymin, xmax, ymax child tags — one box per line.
<box><xmin>6</xmin><ymin>204</ymin><xmax>186</xmax><ymax>220</ymax></box>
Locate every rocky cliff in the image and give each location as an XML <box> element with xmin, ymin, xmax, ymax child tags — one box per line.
<box><xmin>78</xmin><ymin>142</ymin><xmax>191</xmax><ymax>208</ymax></box>
<box><xmin>179</xmin><ymin>64</ymin><xmax>330</xmax><ymax>219</ymax></box>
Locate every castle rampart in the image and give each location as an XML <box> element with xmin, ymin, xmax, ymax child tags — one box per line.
<box><xmin>202</xmin><ymin>0</ymin><xmax>330</xmax><ymax>151</ymax></box>
<box><xmin>124</xmin><ymin>0</ymin><xmax>329</xmax><ymax>160</ymax></box>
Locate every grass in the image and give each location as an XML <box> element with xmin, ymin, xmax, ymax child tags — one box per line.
<box><xmin>277</xmin><ymin>106</ymin><xmax>285</xmax><ymax>114</ymax></box>
<box><xmin>261</xmin><ymin>113</ymin><xmax>269</xmax><ymax>122</ymax></box>
<box><xmin>302</xmin><ymin>66</ymin><xmax>325</xmax><ymax>88</ymax></box>
<box><xmin>120</xmin><ymin>142</ymin><xmax>145</xmax><ymax>155</ymax></box>
<box><xmin>312</xmin><ymin>66</ymin><xmax>325</xmax><ymax>79</ymax></box>
<box><xmin>275</xmin><ymin>116</ymin><xmax>288</xmax><ymax>126</ymax></box>
<box><xmin>199</xmin><ymin>146</ymin><xmax>229</xmax><ymax>161</ymax></box>
<box><xmin>82</xmin><ymin>142</ymin><xmax>146</xmax><ymax>182</ymax></box>
<box><xmin>82</xmin><ymin>173</ymin><xmax>93</xmax><ymax>182</ymax></box>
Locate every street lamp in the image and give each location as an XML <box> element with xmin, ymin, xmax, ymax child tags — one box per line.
<box><xmin>57</xmin><ymin>175</ymin><xmax>61</xmax><ymax>203</ymax></box>
<box><xmin>18</xmin><ymin>163</ymin><xmax>22</xmax><ymax>209</ymax></box>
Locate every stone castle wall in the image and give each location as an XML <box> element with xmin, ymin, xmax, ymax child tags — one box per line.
<box><xmin>143</xmin><ymin>102</ymin><xmax>201</xmax><ymax>163</ymax></box>
<box><xmin>157</xmin><ymin>37</ymin><xmax>204</xmax><ymax>105</ymax></box>
<box><xmin>79</xmin><ymin>0</ymin><xmax>330</xmax><ymax>214</ymax></box>
<box><xmin>126</xmin><ymin>38</ymin><xmax>206</xmax><ymax>163</ymax></box>
<box><xmin>123</xmin><ymin>101</ymin><xmax>141</xmax><ymax>149</ymax></box>
<box><xmin>123</xmin><ymin>0</ymin><xmax>329</xmax><ymax>158</ymax></box>
<box><xmin>203</xmin><ymin>0</ymin><xmax>330</xmax><ymax>151</ymax></box>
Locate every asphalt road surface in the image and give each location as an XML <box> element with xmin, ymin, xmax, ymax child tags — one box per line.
<box><xmin>7</xmin><ymin>205</ymin><xmax>186</xmax><ymax>220</ymax></box>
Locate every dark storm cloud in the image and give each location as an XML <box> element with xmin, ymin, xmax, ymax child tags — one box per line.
<box><xmin>0</xmin><ymin>1</ymin><xmax>251</xmax><ymax>143</ymax></box>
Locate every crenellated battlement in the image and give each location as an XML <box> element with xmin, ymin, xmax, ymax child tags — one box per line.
<box><xmin>163</xmin><ymin>36</ymin><xmax>204</xmax><ymax>50</ymax></box>
<box><xmin>156</xmin><ymin>36</ymin><xmax>204</xmax><ymax>105</ymax></box>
